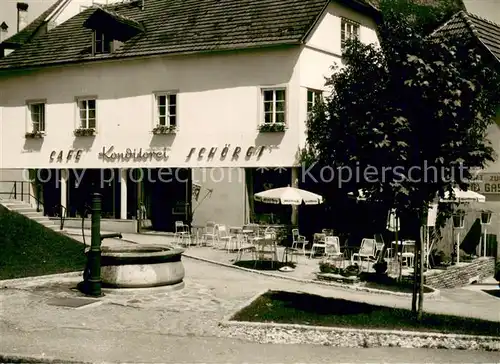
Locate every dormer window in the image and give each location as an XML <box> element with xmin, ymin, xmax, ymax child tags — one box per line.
<box><xmin>84</xmin><ymin>7</ymin><xmax>145</xmax><ymax>56</ymax></box>
<box><xmin>93</xmin><ymin>30</ymin><xmax>112</xmax><ymax>54</ymax></box>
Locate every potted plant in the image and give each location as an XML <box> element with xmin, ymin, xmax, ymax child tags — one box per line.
<box><xmin>152</xmin><ymin>124</ymin><xmax>177</xmax><ymax>135</ymax></box>
<box><xmin>494</xmin><ymin>261</ymin><xmax>500</xmax><ymax>284</ymax></box>
<box><xmin>73</xmin><ymin>128</ymin><xmax>96</xmax><ymax>137</ymax></box>
<box><xmin>341</xmin><ymin>264</ymin><xmax>360</xmax><ymax>277</ymax></box>
<box><xmin>25</xmin><ymin>130</ymin><xmax>44</xmax><ymax>139</ymax></box>
<box><xmin>319</xmin><ymin>261</ymin><xmax>340</xmax><ymax>274</ymax></box>
<box><xmin>373</xmin><ymin>261</ymin><xmax>388</xmax><ymax>275</ymax></box>
<box><xmin>258</xmin><ymin>123</ymin><xmax>286</xmax><ymax>133</ymax></box>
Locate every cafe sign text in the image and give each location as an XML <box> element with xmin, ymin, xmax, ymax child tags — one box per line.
<box><xmin>49</xmin><ymin>149</ymin><xmax>84</xmax><ymax>163</ymax></box>
<box><xmin>99</xmin><ymin>146</ymin><xmax>169</xmax><ymax>162</ymax></box>
<box><xmin>187</xmin><ymin>145</ymin><xmax>268</xmax><ymax>162</ymax></box>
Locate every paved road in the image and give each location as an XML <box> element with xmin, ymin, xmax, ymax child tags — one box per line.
<box><xmin>2</xmin><ymin>328</ymin><xmax>500</xmax><ymax>363</ymax></box>
<box><xmin>1</xmin><ymin>232</ymin><xmax>499</xmax><ymax>363</ymax></box>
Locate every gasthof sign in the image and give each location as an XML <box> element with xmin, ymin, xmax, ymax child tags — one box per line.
<box><xmin>470</xmin><ymin>173</ymin><xmax>500</xmax><ymax>194</ymax></box>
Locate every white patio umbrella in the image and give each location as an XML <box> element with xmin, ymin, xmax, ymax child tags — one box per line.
<box><xmin>254</xmin><ymin>187</ymin><xmax>323</xmax><ymax>205</ymax></box>
<box><xmin>440</xmin><ymin>188</ymin><xmax>486</xmax><ymax>203</ymax></box>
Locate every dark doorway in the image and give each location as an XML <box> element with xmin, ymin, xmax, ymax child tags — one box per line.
<box><xmin>143</xmin><ymin>168</ymin><xmax>191</xmax><ymax>231</ymax></box>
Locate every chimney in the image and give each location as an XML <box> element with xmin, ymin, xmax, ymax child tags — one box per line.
<box><xmin>17</xmin><ymin>2</ymin><xmax>29</xmax><ymax>32</ymax></box>
<box><xmin>0</xmin><ymin>22</ymin><xmax>8</xmax><ymax>42</ymax></box>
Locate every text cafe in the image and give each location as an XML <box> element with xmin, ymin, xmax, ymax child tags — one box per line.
<box><xmin>38</xmin><ymin>143</ymin><xmax>294</xmax><ymax>232</ymax></box>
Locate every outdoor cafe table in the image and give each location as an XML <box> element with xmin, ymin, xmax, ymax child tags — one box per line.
<box><xmin>251</xmin><ymin>236</ymin><xmax>279</xmax><ymax>262</ymax></box>
<box><xmin>391</xmin><ymin>240</ymin><xmax>415</xmax><ymax>253</ymax></box>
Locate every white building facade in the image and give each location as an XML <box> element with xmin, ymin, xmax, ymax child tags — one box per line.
<box><xmin>0</xmin><ymin>0</ymin><xmax>379</xmax><ymax>232</ymax></box>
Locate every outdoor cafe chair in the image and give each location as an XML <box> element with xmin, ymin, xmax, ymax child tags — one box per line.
<box><xmin>324</xmin><ymin>236</ymin><xmax>343</xmax><ymax>258</ymax></box>
<box><xmin>201</xmin><ymin>221</ymin><xmax>218</xmax><ymax>246</ymax></box>
<box><xmin>310</xmin><ymin>233</ymin><xmax>327</xmax><ymax>259</ymax></box>
<box><xmin>291</xmin><ymin>228</ymin><xmax>307</xmax><ymax>256</ymax></box>
<box><xmin>174</xmin><ymin>221</ymin><xmax>191</xmax><ymax>247</ymax></box>
<box><xmin>218</xmin><ymin>224</ymin><xmax>236</xmax><ymax>252</ymax></box>
<box><xmin>351</xmin><ymin>238</ymin><xmax>377</xmax><ymax>270</ymax></box>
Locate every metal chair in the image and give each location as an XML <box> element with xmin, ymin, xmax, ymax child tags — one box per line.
<box><xmin>201</xmin><ymin>221</ymin><xmax>218</xmax><ymax>246</ymax></box>
<box><xmin>310</xmin><ymin>233</ymin><xmax>326</xmax><ymax>258</ymax></box>
<box><xmin>324</xmin><ymin>236</ymin><xmax>344</xmax><ymax>267</ymax></box>
<box><xmin>174</xmin><ymin>220</ymin><xmax>191</xmax><ymax>246</ymax></box>
<box><xmin>351</xmin><ymin>238</ymin><xmax>377</xmax><ymax>270</ymax></box>
<box><xmin>291</xmin><ymin>228</ymin><xmax>307</xmax><ymax>256</ymax></box>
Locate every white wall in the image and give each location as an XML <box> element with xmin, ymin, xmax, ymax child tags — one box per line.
<box><xmin>0</xmin><ymin>47</ymin><xmax>302</xmax><ymax>170</ymax></box>
<box><xmin>191</xmin><ymin>167</ymin><xmax>248</xmax><ymax>228</ymax></box>
<box><xmin>297</xmin><ymin>1</ymin><xmax>379</xmax><ymax>147</ymax></box>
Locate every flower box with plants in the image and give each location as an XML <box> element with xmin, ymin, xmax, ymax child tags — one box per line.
<box><xmin>152</xmin><ymin>124</ymin><xmax>177</xmax><ymax>135</ymax></box>
<box><xmin>258</xmin><ymin>122</ymin><xmax>286</xmax><ymax>133</ymax></box>
<box><xmin>25</xmin><ymin>130</ymin><xmax>45</xmax><ymax>139</ymax></box>
<box><xmin>316</xmin><ymin>261</ymin><xmax>361</xmax><ymax>283</ymax></box>
<box><xmin>73</xmin><ymin>128</ymin><xmax>96</xmax><ymax>137</ymax></box>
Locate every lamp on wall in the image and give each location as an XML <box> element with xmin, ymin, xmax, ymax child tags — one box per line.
<box><xmin>480</xmin><ymin>210</ymin><xmax>492</xmax><ymax>257</ymax></box>
<box><xmin>452</xmin><ymin>209</ymin><xmax>465</xmax><ymax>264</ymax></box>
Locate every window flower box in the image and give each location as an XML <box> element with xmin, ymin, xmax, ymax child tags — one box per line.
<box><xmin>258</xmin><ymin>123</ymin><xmax>286</xmax><ymax>133</ymax></box>
<box><xmin>73</xmin><ymin>128</ymin><xmax>96</xmax><ymax>137</ymax></box>
<box><xmin>25</xmin><ymin>130</ymin><xmax>45</xmax><ymax>139</ymax></box>
<box><xmin>152</xmin><ymin>125</ymin><xmax>177</xmax><ymax>135</ymax></box>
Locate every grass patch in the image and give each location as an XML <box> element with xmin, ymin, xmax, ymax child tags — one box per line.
<box><xmin>483</xmin><ymin>290</ymin><xmax>500</xmax><ymax>299</ymax></box>
<box><xmin>234</xmin><ymin>260</ymin><xmax>296</xmax><ymax>271</ymax></box>
<box><xmin>0</xmin><ymin>208</ymin><xmax>86</xmax><ymax>280</ymax></box>
<box><xmin>231</xmin><ymin>290</ymin><xmax>500</xmax><ymax>337</ymax></box>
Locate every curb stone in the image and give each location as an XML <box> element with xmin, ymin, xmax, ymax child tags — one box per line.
<box><xmin>0</xmin><ymin>353</ymin><xmax>92</xmax><ymax>363</ymax></box>
<box><xmin>219</xmin><ymin>320</ymin><xmax>500</xmax><ymax>351</ymax></box>
<box><xmin>183</xmin><ymin>254</ymin><xmax>441</xmax><ymax>299</ymax></box>
<box><xmin>0</xmin><ymin>271</ymin><xmax>82</xmax><ymax>287</ymax></box>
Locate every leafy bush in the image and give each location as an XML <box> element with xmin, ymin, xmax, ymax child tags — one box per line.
<box><xmin>430</xmin><ymin>250</ymin><xmax>446</xmax><ymax>267</ymax></box>
<box><xmin>373</xmin><ymin>261</ymin><xmax>388</xmax><ymax>275</ymax></box>
<box><xmin>319</xmin><ymin>261</ymin><xmax>339</xmax><ymax>274</ymax></box>
<box><xmin>341</xmin><ymin>264</ymin><xmax>360</xmax><ymax>277</ymax></box>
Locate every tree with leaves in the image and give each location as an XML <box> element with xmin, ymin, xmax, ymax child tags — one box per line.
<box><xmin>303</xmin><ymin>0</ymin><xmax>500</xmax><ymax>319</ymax></box>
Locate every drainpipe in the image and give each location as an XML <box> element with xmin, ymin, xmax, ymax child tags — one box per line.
<box><xmin>16</xmin><ymin>2</ymin><xmax>29</xmax><ymax>32</ymax></box>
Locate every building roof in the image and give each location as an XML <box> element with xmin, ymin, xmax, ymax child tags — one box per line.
<box><xmin>431</xmin><ymin>11</ymin><xmax>500</xmax><ymax>62</ymax></box>
<box><xmin>0</xmin><ymin>0</ymin><xmax>377</xmax><ymax>70</ymax></box>
<box><xmin>1</xmin><ymin>0</ymin><xmax>66</xmax><ymax>47</ymax></box>
<box><xmin>0</xmin><ymin>0</ymin><xmax>462</xmax><ymax>71</ymax></box>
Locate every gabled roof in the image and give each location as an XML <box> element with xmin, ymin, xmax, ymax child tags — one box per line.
<box><xmin>0</xmin><ymin>0</ymin><xmax>379</xmax><ymax>71</ymax></box>
<box><xmin>431</xmin><ymin>11</ymin><xmax>500</xmax><ymax>62</ymax></box>
<box><xmin>1</xmin><ymin>0</ymin><xmax>67</xmax><ymax>47</ymax></box>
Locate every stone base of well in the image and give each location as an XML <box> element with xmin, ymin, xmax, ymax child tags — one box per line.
<box><xmin>100</xmin><ymin>245</ymin><xmax>185</xmax><ymax>288</ymax></box>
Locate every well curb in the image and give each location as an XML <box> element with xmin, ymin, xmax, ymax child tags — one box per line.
<box><xmin>183</xmin><ymin>253</ymin><xmax>441</xmax><ymax>299</ymax></box>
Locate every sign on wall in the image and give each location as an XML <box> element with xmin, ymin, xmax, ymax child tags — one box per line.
<box><xmin>470</xmin><ymin>173</ymin><xmax>500</xmax><ymax>194</ymax></box>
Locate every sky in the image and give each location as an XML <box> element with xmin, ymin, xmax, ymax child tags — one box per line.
<box><xmin>463</xmin><ymin>0</ymin><xmax>500</xmax><ymax>24</ymax></box>
<box><xmin>0</xmin><ymin>0</ymin><xmax>56</xmax><ymax>40</ymax></box>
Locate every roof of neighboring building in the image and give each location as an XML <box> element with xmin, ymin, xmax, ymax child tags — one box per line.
<box><xmin>0</xmin><ymin>0</ymin><xmax>463</xmax><ymax>71</ymax></box>
<box><xmin>1</xmin><ymin>0</ymin><xmax>66</xmax><ymax>47</ymax></box>
<box><xmin>431</xmin><ymin>11</ymin><xmax>500</xmax><ymax>61</ymax></box>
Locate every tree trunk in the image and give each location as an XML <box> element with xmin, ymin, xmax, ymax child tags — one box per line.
<box><xmin>411</xmin><ymin>214</ymin><xmax>420</xmax><ymax>314</ymax></box>
<box><xmin>417</xmin><ymin>225</ymin><xmax>425</xmax><ymax>320</ymax></box>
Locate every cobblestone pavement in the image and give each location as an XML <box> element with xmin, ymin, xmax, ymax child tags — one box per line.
<box><xmin>1</xmin><ymin>231</ymin><xmax>499</xmax><ymax>362</ymax></box>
